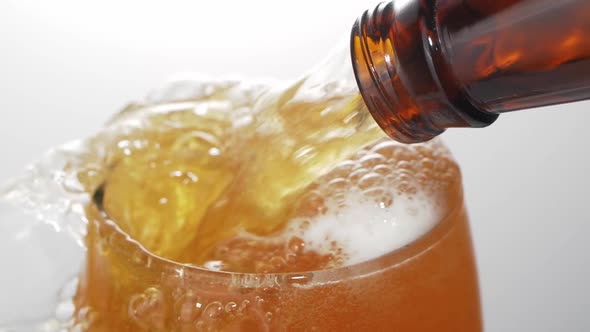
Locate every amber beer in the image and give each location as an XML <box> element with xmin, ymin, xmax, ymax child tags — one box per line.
<box><xmin>75</xmin><ymin>138</ymin><xmax>481</xmax><ymax>331</ymax></box>
<box><xmin>76</xmin><ymin>146</ymin><xmax>482</xmax><ymax>332</ymax></box>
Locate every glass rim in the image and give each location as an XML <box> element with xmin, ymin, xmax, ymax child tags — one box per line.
<box><xmin>89</xmin><ymin>174</ymin><xmax>464</xmax><ymax>287</ymax></box>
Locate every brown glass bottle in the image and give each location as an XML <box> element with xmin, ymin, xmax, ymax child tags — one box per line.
<box><xmin>352</xmin><ymin>0</ymin><xmax>590</xmax><ymax>143</ymax></box>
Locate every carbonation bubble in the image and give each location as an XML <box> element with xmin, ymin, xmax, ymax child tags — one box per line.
<box><xmin>203</xmin><ymin>301</ymin><xmax>223</xmax><ymax>320</ymax></box>
<box><xmin>128</xmin><ymin>288</ymin><xmax>166</xmax><ymax>329</ymax></box>
<box><xmin>225</xmin><ymin>302</ymin><xmax>239</xmax><ymax>314</ymax></box>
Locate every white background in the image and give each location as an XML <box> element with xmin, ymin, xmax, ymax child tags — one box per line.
<box><xmin>1</xmin><ymin>0</ymin><xmax>589</xmax><ymax>331</ymax></box>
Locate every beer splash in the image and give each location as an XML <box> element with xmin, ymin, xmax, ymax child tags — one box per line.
<box><xmin>97</xmin><ymin>49</ymin><xmax>386</xmax><ymax>263</ymax></box>
<box><xmin>0</xmin><ymin>67</ymin><xmax>467</xmax><ymax>332</ymax></box>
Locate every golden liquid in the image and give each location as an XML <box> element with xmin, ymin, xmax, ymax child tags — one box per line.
<box><xmin>95</xmin><ymin>78</ymin><xmax>384</xmax><ymax>263</ymax></box>
<box><xmin>72</xmin><ymin>79</ymin><xmax>481</xmax><ymax>331</ymax></box>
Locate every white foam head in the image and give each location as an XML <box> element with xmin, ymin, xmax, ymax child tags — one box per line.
<box><xmin>289</xmin><ymin>189</ymin><xmax>439</xmax><ymax>265</ymax></box>
<box><xmin>281</xmin><ymin>139</ymin><xmax>455</xmax><ymax>266</ymax></box>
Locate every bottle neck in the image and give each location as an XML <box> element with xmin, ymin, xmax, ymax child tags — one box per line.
<box><xmin>352</xmin><ymin>0</ymin><xmax>590</xmax><ymax>143</ymax></box>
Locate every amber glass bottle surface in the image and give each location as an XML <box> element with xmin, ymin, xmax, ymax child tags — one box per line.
<box><xmin>352</xmin><ymin>0</ymin><xmax>590</xmax><ymax>143</ymax></box>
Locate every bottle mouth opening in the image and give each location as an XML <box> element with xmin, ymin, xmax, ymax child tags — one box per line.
<box><xmin>350</xmin><ymin>3</ymin><xmax>443</xmax><ymax>144</ymax></box>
